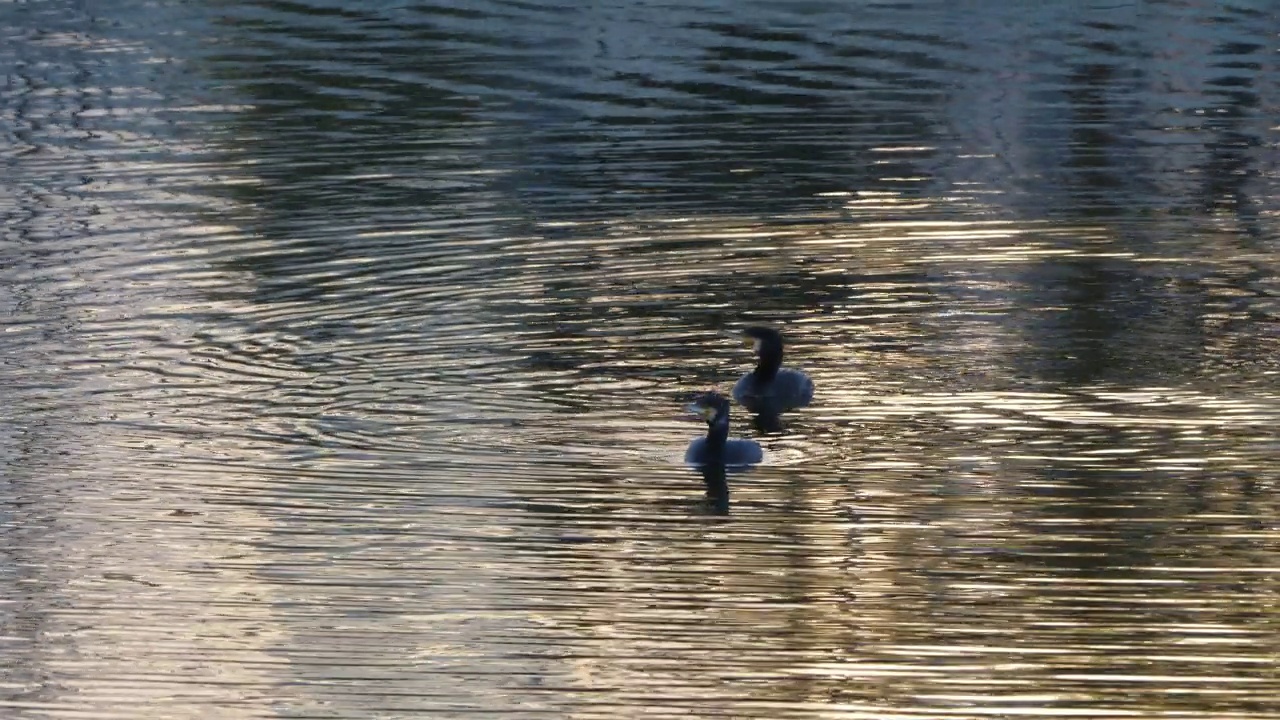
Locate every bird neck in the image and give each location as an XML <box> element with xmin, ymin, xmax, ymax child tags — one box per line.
<box><xmin>752</xmin><ymin>344</ymin><xmax>782</xmax><ymax>383</ymax></box>
<box><xmin>704</xmin><ymin>418</ymin><xmax>729</xmax><ymax>456</ymax></box>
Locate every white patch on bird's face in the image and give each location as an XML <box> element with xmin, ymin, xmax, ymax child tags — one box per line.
<box><xmin>686</xmin><ymin>402</ymin><xmax>715</xmax><ymax>420</ymax></box>
<box><xmin>752</xmin><ymin>338</ymin><xmax>761</xmax><ymax>355</ymax></box>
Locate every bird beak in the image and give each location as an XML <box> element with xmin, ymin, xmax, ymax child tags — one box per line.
<box><xmin>685</xmin><ymin>402</ymin><xmax>712</xmax><ymax>420</ymax></box>
<box><xmin>721</xmin><ymin>328</ymin><xmax>756</xmax><ymax>350</ymax></box>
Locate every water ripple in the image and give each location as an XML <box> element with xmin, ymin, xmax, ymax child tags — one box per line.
<box><xmin>2</xmin><ymin>1</ymin><xmax>1279</xmax><ymax>718</ymax></box>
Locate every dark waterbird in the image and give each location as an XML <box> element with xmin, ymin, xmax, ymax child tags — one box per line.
<box><xmin>731</xmin><ymin>326</ymin><xmax>814</xmax><ymax>415</ymax></box>
<box><xmin>684</xmin><ymin>391</ymin><xmax>763</xmax><ymax>466</ymax></box>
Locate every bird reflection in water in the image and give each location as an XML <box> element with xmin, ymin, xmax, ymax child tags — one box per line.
<box><xmin>700</xmin><ymin>462</ymin><xmax>730</xmax><ymax>515</ymax></box>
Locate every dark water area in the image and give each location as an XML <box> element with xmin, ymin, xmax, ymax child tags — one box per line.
<box><xmin>2</xmin><ymin>1</ymin><xmax>1279</xmax><ymax>717</ymax></box>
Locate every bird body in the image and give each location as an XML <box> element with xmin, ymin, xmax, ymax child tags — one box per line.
<box><xmin>684</xmin><ymin>436</ymin><xmax>764</xmax><ymax>466</ymax></box>
<box><xmin>732</xmin><ymin>368</ymin><xmax>814</xmax><ymax>414</ymax></box>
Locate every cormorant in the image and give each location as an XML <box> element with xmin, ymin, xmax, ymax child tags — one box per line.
<box><xmin>684</xmin><ymin>391</ymin><xmax>763</xmax><ymax>466</ymax></box>
<box><xmin>732</xmin><ymin>326</ymin><xmax>814</xmax><ymax>415</ymax></box>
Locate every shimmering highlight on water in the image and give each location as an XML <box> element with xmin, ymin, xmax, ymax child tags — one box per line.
<box><xmin>2</xmin><ymin>0</ymin><xmax>1279</xmax><ymax>718</ymax></box>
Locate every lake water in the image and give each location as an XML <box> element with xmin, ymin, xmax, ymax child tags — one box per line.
<box><xmin>2</xmin><ymin>1</ymin><xmax>1279</xmax><ymax>718</ymax></box>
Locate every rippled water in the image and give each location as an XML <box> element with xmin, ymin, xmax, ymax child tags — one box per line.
<box><xmin>2</xmin><ymin>1</ymin><xmax>1279</xmax><ymax>717</ymax></box>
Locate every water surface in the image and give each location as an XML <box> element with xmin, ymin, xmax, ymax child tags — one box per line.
<box><xmin>2</xmin><ymin>1</ymin><xmax>1279</xmax><ymax>717</ymax></box>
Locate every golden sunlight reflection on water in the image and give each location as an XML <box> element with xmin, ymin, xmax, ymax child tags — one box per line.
<box><xmin>3</xmin><ymin>1</ymin><xmax>1280</xmax><ymax>718</ymax></box>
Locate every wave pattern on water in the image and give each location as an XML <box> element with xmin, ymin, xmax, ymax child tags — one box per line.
<box><xmin>1</xmin><ymin>0</ymin><xmax>1278</xmax><ymax>718</ymax></box>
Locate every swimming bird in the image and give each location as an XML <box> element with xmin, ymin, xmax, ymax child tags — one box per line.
<box><xmin>684</xmin><ymin>391</ymin><xmax>763</xmax><ymax>466</ymax></box>
<box><xmin>732</xmin><ymin>326</ymin><xmax>814</xmax><ymax>414</ymax></box>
